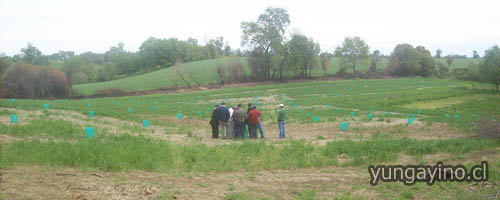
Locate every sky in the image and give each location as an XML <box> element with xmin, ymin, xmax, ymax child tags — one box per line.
<box><xmin>1</xmin><ymin>0</ymin><xmax>499</xmax><ymax>57</ymax></box>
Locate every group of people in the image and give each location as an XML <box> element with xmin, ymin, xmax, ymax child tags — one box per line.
<box><xmin>209</xmin><ymin>102</ymin><xmax>287</xmax><ymax>139</ymax></box>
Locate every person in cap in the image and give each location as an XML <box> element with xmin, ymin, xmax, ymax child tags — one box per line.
<box><xmin>217</xmin><ymin>101</ymin><xmax>231</xmax><ymax>139</ymax></box>
<box><xmin>209</xmin><ymin>104</ymin><xmax>220</xmax><ymax>138</ymax></box>
<box><xmin>246</xmin><ymin>103</ymin><xmax>253</xmax><ymax>114</ymax></box>
<box><xmin>246</xmin><ymin>105</ymin><xmax>260</xmax><ymax>139</ymax></box>
<box><xmin>247</xmin><ymin>102</ymin><xmax>265</xmax><ymax>138</ymax></box>
<box><xmin>232</xmin><ymin>104</ymin><xmax>246</xmax><ymax>138</ymax></box>
<box><xmin>277</xmin><ymin>104</ymin><xmax>286</xmax><ymax>139</ymax></box>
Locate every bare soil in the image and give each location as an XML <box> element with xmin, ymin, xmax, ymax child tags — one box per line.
<box><xmin>1</xmin><ymin>148</ymin><xmax>498</xmax><ymax>200</ymax></box>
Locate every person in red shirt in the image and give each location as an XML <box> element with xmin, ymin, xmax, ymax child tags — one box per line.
<box><xmin>246</xmin><ymin>105</ymin><xmax>261</xmax><ymax>139</ymax></box>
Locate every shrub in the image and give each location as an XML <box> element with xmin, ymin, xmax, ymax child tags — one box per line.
<box><xmin>1</xmin><ymin>63</ymin><xmax>69</xmax><ymax>99</ymax></box>
<box><xmin>227</xmin><ymin>58</ymin><xmax>248</xmax><ymax>84</ymax></box>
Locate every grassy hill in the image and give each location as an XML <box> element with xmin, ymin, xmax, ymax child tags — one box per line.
<box><xmin>74</xmin><ymin>57</ymin><xmax>477</xmax><ymax>95</ymax></box>
<box><xmin>74</xmin><ymin>58</ymin><xmax>243</xmax><ymax>95</ymax></box>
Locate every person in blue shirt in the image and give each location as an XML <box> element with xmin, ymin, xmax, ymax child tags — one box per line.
<box><xmin>217</xmin><ymin>101</ymin><xmax>231</xmax><ymax>139</ymax></box>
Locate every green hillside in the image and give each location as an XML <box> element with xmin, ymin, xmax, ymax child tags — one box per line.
<box><xmin>73</xmin><ymin>58</ymin><xmax>243</xmax><ymax>95</ymax></box>
<box><xmin>74</xmin><ymin>57</ymin><xmax>476</xmax><ymax>95</ymax></box>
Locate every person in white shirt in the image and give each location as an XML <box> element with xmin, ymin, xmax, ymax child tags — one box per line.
<box><xmin>228</xmin><ymin>106</ymin><xmax>235</xmax><ymax>138</ymax></box>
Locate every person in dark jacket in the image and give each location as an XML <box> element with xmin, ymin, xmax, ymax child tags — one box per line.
<box><xmin>217</xmin><ymin>102</ymin><xmax>231</xmax><ymax>139</ymax></box>
<box><xmin>247</xmin><ymin>103</ymin><xmax>253</xmax><ymax>114</ymax></box>
<box><xmin>246</xmin><ymin>105</ymin><xmax>261</xmax><ymax>139</ymax></box>
<box><xmin>209</xmin><ymin>104</ymin><xmax>219</xmax><ymax>138</ymax></box>
<box><xmin>232</xmin><ymin>104</ymin><xmax>246</xmax><ymax>138</ymax></box>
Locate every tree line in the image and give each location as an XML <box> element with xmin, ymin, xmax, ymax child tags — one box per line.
<box><xmin>239</xmin><ymin>7</ymin><xmax>498</xmax><ymax>90</ymax></box>
<box><xmin>0</xmin><ymin>36</ymin><xmax>240</xmax><ymax>98</ymax></box>
<box><xmin>0</xmin><ymin>7</ymin><xmax>499</xmax><ymax>99</ymax></box>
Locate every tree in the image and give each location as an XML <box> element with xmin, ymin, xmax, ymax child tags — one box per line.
<box><xmin>79</xmin><ymin>51</ymin><xmax>105</xmax><ymax>65</ymax></box>
<box><xmin>0</xmin><ymin>56</ymin><xmax>12</xmax><ymax>90</ymax></box>
<box><xmin>223</xmin><ymin>45</ymin><xmax>232</xmax><ymax>56</ymax></box>
<box><xmin>435</xmin><ymin>49</ymin><xmax>442</xmax><ymax>58</ymax></box>
<box><xmin>20</xmin><ymin>44</ymin><xmax>41</xmax><ymax>64</ymax></box>
<box><xmin>208</xmin><ymin>36</ymin><xmax>226</xmax><ymax>57</ymax></box>
<box><xmin>50</xmin><ymin>51</ymin><xmax>75</xmax><ymax>61</ymax></box>
<box><xmin>19</xmin><ymin>44</ymin><xmax>49</xmax><ymax>66</ymax></box>
<box><xmin>63</xmin><ymin>56</ymin><xmax>86</xmax><ymax>94</ymax></box>
<box><xmin>241</xmin><ymin>7</ymin><xmax>290</xmax><ymax>80</ymax></box>
<box><xmin>479</xmin><ymin>45</ymin><xmax>500</xmax><ymax>91</ymax></box>
<box><xmin>319</xmin><ymin>52</ymin><xmax>330</xmax><ymax>76</ymax></box>
<box><xmin>286</xmin><ymin>34</ymin><xmax>320</xmax><ymax>79</ymax></box>
<box><xmin>446</xmin><ymin>55</ymin><xmax>454</xmax><ymax>67</ymax></box>
<box><xmin>387</xmin><ymin>44</ymin><xmax>438</xmax><ymax>77</ymax></box>
<box><xmin>271</xmin><ymin>42</ymin><xmax>289</xmax><ymax>81</ymax></box>
<box><xmin>248</xmin><ymin>48</ymin><xmax>267</xmax><ymax>81</ymax></box>
<box><xmin>369</xmin><ymin>50</ymin><xmax>380</xmax><ymax>74</ymax></box>
<box><xmin>0</xmin><ymin>56</ymin><xmax>11</xmax><ymax>76</ymax></box>
<box><xmin>414</xmin><ymin>46</ymin><xmax>438</xmax><ymax>77</ymax></box>
<box><xmin>138</xmin><ymin>38</ymin><xmax>172</xmax><ymax>69</ymax></box>
<box><xmin>334</xmin><ymin>36</ymin><xmax>369</xmax><ymax>73</ymax></box>
<box><xmin>473</xmin><ymin>50</ymin><xmax>480</xmax><ymax>59</ymax></box>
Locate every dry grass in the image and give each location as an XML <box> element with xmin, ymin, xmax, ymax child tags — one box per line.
<box><xmin>1</xmin><ymin>147</ymin><xmax>499</xmax><ymax>199</ymax></box>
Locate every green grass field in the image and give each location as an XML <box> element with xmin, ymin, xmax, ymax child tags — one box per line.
<box><xmin>73</xmin><ymin>57</ymin><xmax>244</xmax><ymax>95</ymax></box>
<box><xmin>73</xmin><ymin>57</ymin><xmax>479</xmax><ymax>95</ymax></box>
<box><xmin>1</xmin><ymin>77</ymin><xmax>499</xmax><ymax>199</ymax></box>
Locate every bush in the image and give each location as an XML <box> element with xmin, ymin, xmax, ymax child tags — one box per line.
<box><xmin>1</xmin><ymin>63</ymin><xmax>69</xmax><ymax>99</ymax></box>
<box><xmin>227</xmin><ymin>58</ymin><xmax>248</xmax><ymax>84</ymax></box>
<box><xmin>95</xmin><ymin>87</ymin><xmax>126</xmax><ymax>97</ymax></box>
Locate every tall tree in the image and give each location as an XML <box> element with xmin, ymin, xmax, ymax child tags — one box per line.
<box><xmin>286</xmin><ymin>34</ymin><xmax>320</xmax><ymax>79</ymax></box>
<box><xmin>50</xmin><ymin>51</ymin><xmax>75</xmax><ymax>61</ymax></box>
<box><xmin>446</xmin><ymin>55</ymin><xmax>454</xmax><ymax>67</ymax></box>
<box><xmin>63</xmin><ymin>56</ymin><xmax>85</xmax><ymax>94</ymax></box>
<box><xmin>414</xmin><ymin>46</ymin><xmax>438</xmax><ymax>77</ymax></box>
<box><xmin>0</xmin><ymin>56</ymin><xmax>12</xmax><ymax>89</ymax></box>
<box><xmin>369</xmin><ymin>50</ymin><xmax>380</xmax><ymax>74</ymax></box>
<box><xmin>479</xmin><ymin>45</ymin><xmax>500</xmax><ymax>91</ymax></box>
<box><xmin>19</xmin><ymin>44</ymin><xmax>49</xmax><ymax>66</ymax></box>
<box><xmin>319</xmin><ymin>52</ymin><xmax>330</xmax><ymax>76</ymax></box>
<box><xmin>473</xmin><ymin>50</ymin><xmax>480</xmax><ymax>59</ymax></box>
<box><xmin>435</xmin><ymin>49</ymin><xmax>442</xmax><ymax>58</ymax></box>
<box><xmin>79</xmin><ymin>51</ymin><xmax>105</xmax><ymax>65</ymax></box>
<box><xmin>387</xmin><ymin>44</ymin><xmax>437</xmax><ymax>77</ymax></box>
<box><xmin>334</xmin><ymin>36</ymin><xmax>369</xmax><ymax>73</ymax></box>
<box><xmin>0</xmin><ymin>56</ymin><xmax>11</xmax><ymax>76</ymax></box>
<box><xmin>208</xmin><ymin>36</ymin><xmax>226</xmax><ymax>57</ymax></box>
<box><xmin>241</xmin><ymin>7</ymin><xmax>290</xmax><ymax>80</ymax></box>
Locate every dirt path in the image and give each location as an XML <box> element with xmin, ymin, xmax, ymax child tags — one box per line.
<box><xmin>0</xmin><ymin>165</ymin><xmax>370</xmax><ymax>200</ymax></box>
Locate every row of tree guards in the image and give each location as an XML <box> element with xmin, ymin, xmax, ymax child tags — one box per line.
<box><xmin>5</xmin><ymin>98</ymin><xmax>496</xmax><ymax>139</ymax></box>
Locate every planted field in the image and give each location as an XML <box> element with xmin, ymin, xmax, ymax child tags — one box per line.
<box><xmin>1</xmin><ymin>77</ymin><xmax>499</xmax><ymax>199</ymax></box>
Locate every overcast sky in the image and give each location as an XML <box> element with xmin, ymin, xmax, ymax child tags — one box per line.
<box><xmin>1</xmin><ymin>0</ymin><xmax>499</xmax><ymax>57</ymax></box>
